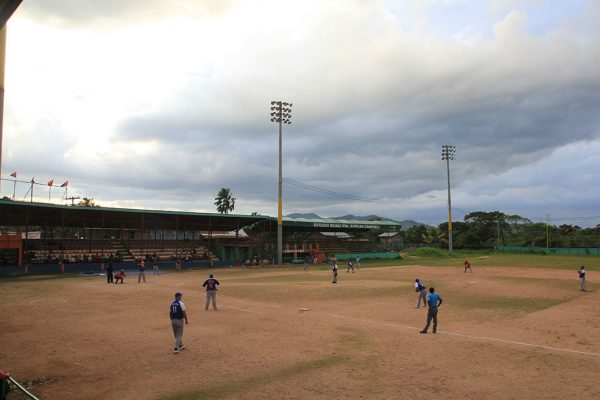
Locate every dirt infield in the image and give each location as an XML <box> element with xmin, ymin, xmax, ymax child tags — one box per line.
<box><xmin>1</xmin><ymin>262</ymin><xmax>599</xmax><ymax>399</ymax></box>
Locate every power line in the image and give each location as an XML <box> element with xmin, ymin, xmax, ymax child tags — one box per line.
<box><xmin>283</xmin><ymin>177</ymin><xmax>445</xmax><ymax>205</ymax></box>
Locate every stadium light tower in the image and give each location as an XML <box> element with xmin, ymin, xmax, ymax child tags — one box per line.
<box><xmin>270</xmin><ymin>100</ymin><xmax>292</xmax><ymax>266</ymax></box>
<box><xmin>442</xmin><ymin>144</ymin><xmax>455</xmax><ymax>255</ymax></box>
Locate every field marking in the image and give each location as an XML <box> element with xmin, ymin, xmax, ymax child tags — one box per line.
<box><xmin>221</xmin><ymin>305</ymin><xmax>264</xmax><ymax>314</ymax></box>
<box><xmin>331</xmin><ymin>314</ymin><xmax>600</xmax><ymax>358</ymax></box>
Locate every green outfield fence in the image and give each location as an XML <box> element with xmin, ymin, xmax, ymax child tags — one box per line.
<box><xmin>334</xmin><ymin>252</ymin><xmax>401</xmax><ymax>261</ymax></box>
<box><xmin>496</xmin><ymin>246</ymin><xmax>600</xmax><ymax>256</ymax></box>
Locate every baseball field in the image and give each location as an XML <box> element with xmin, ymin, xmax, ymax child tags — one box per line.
<box><xmin>1</xmin><ymin>252</ymin><xmax>599</xmax><ymax>399</ymax></box>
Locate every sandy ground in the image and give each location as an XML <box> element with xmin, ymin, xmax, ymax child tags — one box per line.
<box><xmin>1</xmin><ymin>265</ymin><xmax>599</xmax><ymax>400</ymax></box>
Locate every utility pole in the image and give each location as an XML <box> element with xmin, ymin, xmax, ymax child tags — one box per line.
<box><xmin>66</xmin><ymin>196</ymin><xmax>80</xmax><ymax>206</ymax></box>
<box><xmin>496</xmin><ymin>220</ymin><xmax>500</xmax><ymax>249</ymax></box>
<box><xmin>546</xmin><ymin>213</ymin><xmax>550</xmax><ymax>255</ymax></box>
<box><xmin>270</xmin><ymin>101</ymin><xmax>292</xmax><ymax>266</ymax></box>
<box><xmin>441</xmin><ymin>145</ymin><xmax>455</xmax><ymax>255</ymax></box>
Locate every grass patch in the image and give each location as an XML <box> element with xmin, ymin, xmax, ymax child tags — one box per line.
<box><xmin>162</xmin><ymin>354</ymin><xmax>346</xmax><ymax>400</ymax></box>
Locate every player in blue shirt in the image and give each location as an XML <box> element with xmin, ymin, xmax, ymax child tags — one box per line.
<box><xmin>420</xmin><ymin>287</ymin><xmax>443</xmax><ymax>334</ymax></box>
<box><xmin>170</xmin><ymin>292</ymin><xmax>188</xmax><ymax>353</ymax></box>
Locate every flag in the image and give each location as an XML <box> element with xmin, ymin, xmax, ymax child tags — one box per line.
<box><xmin>48</xmin><ymin>179</ymin><xmax>54</xmax><ymax>186</ymax></box>
<box><xmin>60</xmin><ymin>180</ymin><xmax>69</xmax><ymax>187</ymax></box>
<box><xmin>10</xmin><ymin>171</ymin><xmax>16</xmax><ymax>178</ymax></box>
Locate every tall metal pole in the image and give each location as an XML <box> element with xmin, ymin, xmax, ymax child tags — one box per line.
<box><xmin>271</xmin><ymin>101</ymin><xmax>292</xmax><ymax>266</ymax></box>
<box><xmin>441</xmin><ymin>145</ymin><xmax>455</xmax><ymax>255</ymax></box>
<box><xmin>277</xmin><ymin>111</ymin><xmax>283</xmax><ymax>266</ymax></box>
<box><xmin>496</xmin><ymin>220</ymin><xmax>500</xmax><ymax>249</ymax></box>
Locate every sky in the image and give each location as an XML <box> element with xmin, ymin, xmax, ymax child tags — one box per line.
<box><xmin>1</xmin><ymin>0</ymin><xmax>600</xmax><ymax>227</ymax></box>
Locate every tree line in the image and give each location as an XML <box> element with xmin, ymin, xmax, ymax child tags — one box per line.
<box><xmin>403</xmin><ymin>211</ymin><xmax>600</xmax><ymax>249</ymax></box>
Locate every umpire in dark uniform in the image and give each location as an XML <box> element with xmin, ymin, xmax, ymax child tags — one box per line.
<box><xmin>106</xmin><ymin>262</ymin><xmax>113</xmax><ymax>283</ymax></box>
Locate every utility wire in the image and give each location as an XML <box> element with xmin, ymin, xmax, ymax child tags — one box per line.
<box><xmin>283</xmin><ymin>177</ymin><xmax>444</xmax><ymax>205</ymax></box>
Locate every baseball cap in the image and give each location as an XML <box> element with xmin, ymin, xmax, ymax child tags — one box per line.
<box><xmin>209</xmin><ymin>274</ymin><xmax>213</xmax><ymax>278</ymax></box>
<box><xmin>175</xmin><ymin>292</ymin><xmax>183</xmax><ymax>297</ymax></box>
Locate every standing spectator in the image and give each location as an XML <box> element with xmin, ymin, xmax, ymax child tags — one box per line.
<box><xmin>415</xmin><ymin>279</ymin><xmax>427</xmax><ymax>308</ymax></box>
<box><xmin>346</xmin><ymin>260</ymin><xmax>354</xmax><ymax>273</ymax></box>
<box><xmin>203</xmin><ymin>274</ymin><xmax>220</xmax><ymax>311</ymax></box>
<box><xmin>464</xmin><ymin>259</ymin><xmax>472</xmax><ymax>273</ymax></box>
<box><xmin>169</xmin><ymin>292</ymin><xmax>188</xmax><ymax>354</ymax></box>
<box><xmin>114</xmin><ymin>269</ymin><xmax>126</xmax><ymax>284</ymax></box>
<box><xmin>106</xmin><ymin>262</ymin><xmax>114</xmax><ymax>284</ymax></box>
<box><xmin>579</xmin><ymin>265</ymin><xmax>587</xmax><ymax>292</ymax></box>
<box><xmin>332</xmin><ymin>262</ymin><xmax>338</xmax><ymax>284</ymax></box>
<box><xmin>356</xmin><ymin>256</ymin><xmax>361</xmax><ymax>270</ymax></box>
<box><xmin>137</xmin><ymin>259</ymin><xmax>146</xmax><ymax>283</ymax></box>
<box><xmin>176</xmin><ymin>255</ymin><xmax>182</xmax><ymax>271</ymax></box>
<box><xmin>420</xmin><ymin>287</ymin><xmax>443</xmax><ymax>334</ymax></box>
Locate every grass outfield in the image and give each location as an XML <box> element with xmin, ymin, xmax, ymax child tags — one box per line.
<box><xmin>1</xmin><ymin>252</ymin><xmax>599</xmax><ymax>399</ymax></box>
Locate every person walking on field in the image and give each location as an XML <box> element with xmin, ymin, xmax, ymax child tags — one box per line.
<box><xmin>356</xmin><ymin>256</ymin><xmax>361</xmax><ymax>270</ymax></box>
<box><xmin>332</xmin><ymin>262</ymin><xmax>338</xmax><ymax>284</ymax></box>
<box><xmin>137</xmin><ymin>259</ymin><xmax>146</xmax><ymax>283</ymax></box>
<box><xmin>346</xmin><ymin>260</ymin><xmax>354</xmax><ymax>273</ymax></box>
<box><xmin>579</xmin><ymin>265</ymin><xmax>587</xmax><ymax>292</ymax></box>
<box><xmin>415</xmin><ymin>279</ymin><xmax>427</xmax><ymax>308</ymax></box>
<box><xmin>464</xmin><ymin>259</ymin><xmax>472</xmax><ymax>273</ymax></box>
<box><xmin>106</xmin><ymin>262</ymin><xmax>114</xmax><ymax>283</ymax></box>
<box><xmin>170</xmin><ymin>292</ymin><xmax>188</xmax><ymax>354</ymax></box>
<box><xmin>304</xmin><ymin>255</ymin><xmax>309</xmax><ymax>271</ymax></box>
<box><xmin>203</xmin><ymin>274</ymin><xmax>220</xmax><ymax>311</ymax></box>
<box><xmin>420</xmin><ymin>287</ymin><xmax>443</xmax><ymax>334</ymax></box>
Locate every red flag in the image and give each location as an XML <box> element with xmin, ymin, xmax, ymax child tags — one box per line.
<box><xmin>60</xmin><ymin>180</ymin><xmax>69</xmax><ymax>187</ymax></box>
<box><xmin>10</xmin><ymin>171</ymin><xmax>16</xmax><ymax>178</ymax></box>
<box><xmin>48</xmin><ymin>179</ymin><xmax>54</xmax><ymax>186</ymax></box>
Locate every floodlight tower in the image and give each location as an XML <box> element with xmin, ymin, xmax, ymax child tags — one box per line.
<box><xmin>442</xmin><ymin>144</ymin><xmax>455</xmax><ymax>255</ymax></box>
<box><xmin>270</xmin><ymin>100</ymin><xmax>292</xmax><ymax>266</ymax></box>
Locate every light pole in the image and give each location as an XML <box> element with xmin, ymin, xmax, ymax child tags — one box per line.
<box><xmin>441</xmin><ymin>145</ymin><xmax>455</xmax><ymax>255</ymax></box>
<box><xmin>546</xmin><ymin>213</ymin><xmax>550</xmax><ymax>255</ymax></box>
<box><xmin>270</xmin><ymin>100</ymin><xmax>292</xmax><ymax>266</ymax></box>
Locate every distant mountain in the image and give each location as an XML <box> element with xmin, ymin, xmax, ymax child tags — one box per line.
<box><xmin>286</xmin><ymin>212</ymin><xmax>322</xmax><ymax>219</ymax></box>
<box><xmin>286</xmin><ymin>213</ymin><xmax>428</xmax><ymax>231</ymax></box>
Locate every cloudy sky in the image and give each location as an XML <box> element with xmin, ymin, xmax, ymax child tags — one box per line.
<box><xmin>2</xmin><ymin>0</ymin><xmax>600</xmax><ymax>226</ymax></box>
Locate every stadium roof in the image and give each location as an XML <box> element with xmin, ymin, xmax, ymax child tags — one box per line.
<box><xmin>0</xmin><ymin>199</ymin><xmax>268</xmax><ymax>231</ymax></box>
<box><xmin>0</xmin><ymin>200</ymin><xmax>401</xmax><ymax>232</ymax></box>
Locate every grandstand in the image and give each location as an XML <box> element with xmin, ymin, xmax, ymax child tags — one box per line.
<box><xmin>0</xmin><ymin>199</ymin><xmax>402</xmax><ymax>272</ymax></box>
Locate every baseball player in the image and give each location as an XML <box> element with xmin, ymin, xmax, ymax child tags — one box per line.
<box><xmin>346</xmin><ymin>260</ymin><xmax>354</xmax><ymax>273</ymax></box>
<box><xmin>203</xmin><ymin>274</ymin><xmax>220</xmax><ymax>311</ymax></box>
<box><xmin>114</xmin><ymin>269</ymin><xmax>126</xmax><ymax>284</ymax></box>
<box><xmin>170</xmin><ymin>292</ymin><xmax>188</xmax><ymax>354</ymax></box>
<box><xmin>332</xmin><ymin>262</ymin><xmax>338</xmax><ymax>284</ymax></box>
<box><xmin>420</xmin><ymin>287</ymin><xmax>443</xmax><ymax>334</ymax></box>
<box><xmin>415</xmin><ymin>278</ymin><xmax>427</xmax><ymax>308</ymax></box>
<box><xmin>464</xmin><ymin>259</ymin><xmax>472</xmax><ymax>273</ymax></box>
<box><xmin>137</xmin><ymin>259</ymin><xmax>146</xmax><ymax>283</ymax></box>
<box><xmin>579</xmin><ymin>265</ymin><xmax>587</xmax><ymax>292</ymax></box>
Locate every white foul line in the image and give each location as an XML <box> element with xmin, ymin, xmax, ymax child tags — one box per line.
<box><xmin>330</xmin><ymin>314</ymin><xmax>600</xmax><ymax>357</ymax></box>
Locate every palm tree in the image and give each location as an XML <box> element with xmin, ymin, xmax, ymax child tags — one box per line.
<box><xmin>77</xmin><ymin>197</ymin><xmax>100</xmax><ymax>207</ymax></box>
<box><xmin>421</xmin><ymin>227</ymin><xmax>448</xmax><ymax>246</ymax></box>
<box><xmin>214</xmin><ymin>188</ymin><xmax>236</xmax><ymax>214</ymax></box>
